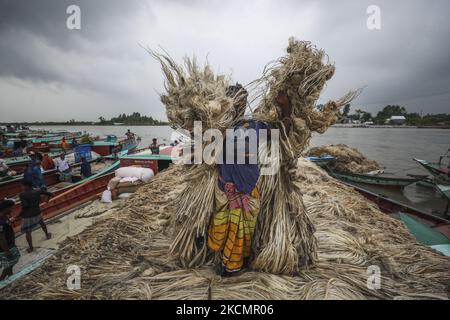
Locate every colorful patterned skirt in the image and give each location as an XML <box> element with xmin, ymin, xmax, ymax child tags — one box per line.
<box><xmin>0</xmin><ymin>246</ymin><xmax>21</xmax><ymax>269</ymax></box>
<box><xmin>21</xmin><ymin>214</ymin><xmax>43</xmax><ymax>233</ymax></box>
<box><xmin>207</xmin><ymin>182</ymin><xmax>260</xmax><ymax>273</ymax></box>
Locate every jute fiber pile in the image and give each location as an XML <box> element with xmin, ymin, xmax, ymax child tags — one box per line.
<box><xmin>1</xmin><ymin>161</ymin><xmax>449</xmax><ymax>299</ymax></box>
<box><xmin>151</xmin><ymin>38</ymin><xmax>362</xmax><ymax>274</ymax></box>
<box><xmin>3</xmin><ymin>39</ymin><xmax>448</xmax><ymax>299</ymax></box>
<box><xmin>306</xmin><ymin>144</ymin><xmax>381</xmax><ymax>173</ymax></box>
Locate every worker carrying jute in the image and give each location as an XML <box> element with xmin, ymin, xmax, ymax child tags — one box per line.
<box><xmin>150</xmin><ymin>38</ymin><xmax>360</xmax><ymax>276</ymax></box>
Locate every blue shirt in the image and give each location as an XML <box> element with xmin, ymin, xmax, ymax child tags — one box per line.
<box><xmin>24</xmin><ymin>162</ymin><xmax>45</xmax><ymax>189</ymax></box>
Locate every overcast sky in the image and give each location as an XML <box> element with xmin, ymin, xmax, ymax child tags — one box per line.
<box><xmin>1</xmin><ymin>0</ymin><xmax>449</xmax><ymax>122</ymax></box>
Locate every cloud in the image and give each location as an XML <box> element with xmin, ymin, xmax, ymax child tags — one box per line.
<box><xmin>0</xmin><ymin>0</ymin><xmax>449</xmax><ymax>122</ymax></box>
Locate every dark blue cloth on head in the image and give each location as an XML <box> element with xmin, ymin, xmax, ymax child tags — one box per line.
<box><xmin>217</xmin><ymin>120</ymin><xmax>269</xmax><ymax>194</ymax></box>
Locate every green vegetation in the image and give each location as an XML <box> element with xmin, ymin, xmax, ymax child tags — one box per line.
<box><xmin>339</xmin><ymin>104</ymin><xmax>450</xmax><ymax>126</ymax></box>
<box><xmin>98</xmin><ymin>112</ymin><xmax>169</xmax><ymax>126</ymax></box>
<box><xmin>0</xmin><ymin>112</ymin><xmax>169</xmax><ymax>126</ymax></box>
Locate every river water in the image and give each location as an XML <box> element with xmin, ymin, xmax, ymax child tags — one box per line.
<box><xmin>30</xmin><ymin>125</ymin><xmax>450</xmax><ymax>215</ymax></box>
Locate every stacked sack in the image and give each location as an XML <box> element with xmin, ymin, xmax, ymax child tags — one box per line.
<box><xmin>106</xmin><ymin>167</ymin><xmax>154</xmax><ymax>200</ymax></box>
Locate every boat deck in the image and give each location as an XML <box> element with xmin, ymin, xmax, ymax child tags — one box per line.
<box><xmin>0</xmin><ymin>200</ymin><xmax>122</xmax><ymax>289</ymax></box>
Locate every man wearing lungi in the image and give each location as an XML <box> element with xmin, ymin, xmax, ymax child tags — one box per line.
<box><xmin>19</xmin><ymin>180</ymin><xmax>53</xmax><ymax>253</ymax></box>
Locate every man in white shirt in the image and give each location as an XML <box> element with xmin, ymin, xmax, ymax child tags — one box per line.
<box><xmin>55</xmin><ymin>154</ymin><xmax>71</xmax><ymax>182</ymax></box>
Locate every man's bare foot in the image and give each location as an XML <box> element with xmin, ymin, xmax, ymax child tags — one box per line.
<box><xmin>27</xmin><ymin>247</ymin><xmax>34</xmax><ymax>253</ymax></box>
<box><xmin>46</xmin><ymin>233</ymin><xmax>52</xmax><ymax>240</ymax></box>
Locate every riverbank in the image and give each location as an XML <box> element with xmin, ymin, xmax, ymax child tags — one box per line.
<box><xmin>1</xmin><ymin>160</ymin><xmax>449</xmax><ymax>299</ymax></box>
<box><xmin>332</xmin><ymin>124</ymin><xmax>450</xmax><ymax>129</ymax></box>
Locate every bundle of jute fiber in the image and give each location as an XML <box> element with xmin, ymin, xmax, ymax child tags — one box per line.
<box><xmin>252</xmin><ymin>38</ymin><xmax>362</xmax><ymax>160</ymax></box>
<box><xmin>248</xmin><ymin>38</ymin><xmax>361</xmax><ymax>273</ymax></box>
<box><xmin>2</xmin><ymin>161</ymin><xmax>449</xmax><ymax>300</ymax></box>
<box><xmin>306</xmin><ymin>144</ymin><xmax>381</xmax><ymax>173</ymax></box>
<box><xmin>148</xmin><ymin>50</ymin><xmax>248</xmax><ymax>269</ymax></box>
<box><xmin>149</xmin><ymin>50</ymin><xmax>242</xmax><ymax>134</ymax></box>
<box><xmin>151</xmin><ymin>38</ymin><xmax>362</xmax><ymax>274</ymax></box>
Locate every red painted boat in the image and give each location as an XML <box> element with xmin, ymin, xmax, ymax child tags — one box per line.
<box><xmin>91</xmin><ymin>135</ymin><xmax>138</xmax><ymax>157</ymax></box>
<box><xmin>11</xmin><ymin>172</ymin><xmax>116</xmax><ymax>233</ymax></box>
<box><xmin>11</xmin><ymin>150</ymin><xmax>175</xmax><ymax>235</ymax></box>
<box><xmin>10</xmin><ymin>160</ymin><xmax>120</xmax><ymax>234</ymax></box>
<box><xmin>0</xmin><ymin>170</ymin><xmax>60</xmax><ymax>200</ymax></box>
<box><xmin>0</xmin><ymin>155</ymin><xmax>95</xmax><ymax>200</ymax></box>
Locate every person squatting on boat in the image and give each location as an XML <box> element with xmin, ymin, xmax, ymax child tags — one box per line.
<box><xmin>19</xmin><ymin>180</ymin><xmax>52</xmax><ymax>253</ymax></box>
<box><xmin>61</xmin><ymin>137</ymin><xmax>70</xmax><ymax>151</ymax></box>
<box><xmin>207</xmin><ymin>84</ymin><xmax>293</xmax><ymax>276</ymax></box>
<box><xmin>0</xmin><ymin>200</ymin><xmax>20</xmax><ymax>281</ymax></box>
<box><xmin>41</xmin><ymin>153</ymin><xmax>55</xmax><ymax>171</ymax></box>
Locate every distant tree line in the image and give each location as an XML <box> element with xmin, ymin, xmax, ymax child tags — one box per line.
<box><xmin>338</xmin><ymin>104</ymin><xmax>450</xmax><ymax>126</ymax></box>
<box><xmin>0</xmin><ymin>112</ymin><xmax>169</xmax><ymax>126</ymax></box>
<box><xmin>98</xmin><ymin>112</ymin><xmax>169</xmax><ymax>126</ymax></box>
<box><xmin>0</xmin><ymin>120</ymin><xmax>93</xmax><ymax>126</ymax></box>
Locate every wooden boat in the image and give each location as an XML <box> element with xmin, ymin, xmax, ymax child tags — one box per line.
<box><xmin>11</xmin><ymin>148</ymin><xmax>175</xmax><ymax>234</ymax></box>
<box><xmin>413</xmin><ymin>158</ymin><xmax>450</xmax><ymax>185</ymax></box>
<box><xmin>1</xmin><ymin>130</ymin><xmax>83</xmax><ymax>172</ymax></box>
<box><xmin>399</xmin><ymin>212</ymin><xmax>450</xmax><ymax>256</ymax></box>
<box><xmin>435</xmin><ymin>184</ymin><xmax>450</xmax><ymax>217</ymax></box>
<box><xmin>327</xmin><ymin>169</ymin><xmax>420</xmax><ymax>188</ymax></box>
<box><xmin>0</xmin><ymin>151</ymin><xmax>105</xmax><ymax>199</ymax></box>
<box><xmin>304</xmin><ymin>156</ymin><xmax>336</xmax><ymax>168</ymax></box>
<box><xmin>9</xmin><ymin>159</ymin><xmax>121</xmax><ymax>233</ymax></box>
<box><xmin>91</xmin><ymin>135</ymin><xmax>139</xmax><ymax>156</ymax></box>
<box><xmin>343</xmin><ymin>181</ymin><xmax>450</xmax><ymax>240</ymax></box>
<box><xmin>0</xmin><ymin>168</ymin><xmax>60</xmax><ymax>199</ymax></box>
<box><xmin>3</xmin><ymin>150</ymin><xmax>75</xmax><ymax>175</ymax></box>
<box><xmin>120</xmin><ymin>149</ymin><xmax>175</xmax><ymax>174</ymax></box>
<box><xmin>399</xmin><ymin>212</ymin><xmax>450</xmax><ymax>246</ymax></box>
<box><xmin>436</xmin><ymin>183</ymin><xmax>450</xmax><ymax>200</ymax></box>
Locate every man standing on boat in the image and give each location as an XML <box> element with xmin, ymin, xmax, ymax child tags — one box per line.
<box><xmin>23</xmin><ymin>160</ymin><xmax>45</xmax><ymax>190</ymax></box>
<box><xmin>150</xmin><ymin>138</ymin><xmax>163</xmax><ymax>155</ymax></box>
<box><xmin>55</xmin><ymin>153</ymin><xmax>71</xmax><ymax>182</ymax></box>
<box><xmin>80</xmin><ymin>156</ymin><xmax>92</xmax><ymax>179</ymax></box>
<box><xmin>125</xmin><ymin>129</ymin><xmax>135</xmax><ymax>140</ymax></box>
<box><xmin>71</xmin><ymin>137</ymin><xmax>79</xmax><ymax>148</ymax></box>
<box><xmin>19</xmin><ymin>180</ymin><xmax>52</xmax><ymax>253</ymax></box>
<box><xmin>0</xmin><ymin>200</ymin><xmax>20</xmax><ymax>281</ymax></box>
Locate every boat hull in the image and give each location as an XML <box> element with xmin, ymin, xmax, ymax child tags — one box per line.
<box><xmin>10</xmin><ymin>149</ymin><xmax>173</xmax><ymax>235</ymax></box>
<box><xmin>414</xmin><ymin>158</ymin><xmax>450</xmax><ymax>185</ymax></box>
<box><xmin>329</xmin><ymin>170</ymin><xmax>419</xmax><ymax>188</ymax></box>
<box><xmin>0</xmin><ymin>171</ymin><xmax>60</xmax><ymax>199</ymax></box>
<box><xmin>92</xmin><ymin>138</ymin><xmax>138</xmax><ymax>156</ymax></box>
<box><xmin>10</xmin><ymin>161</ymin><xmax>120</xmax><ymax>234</ymax></box>
<box><xmin>344</xmin><ymin>181</ymin><xmax>450</xmax><ymax>239</ymax></box>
